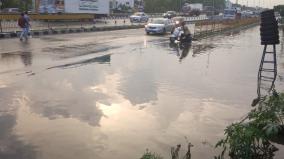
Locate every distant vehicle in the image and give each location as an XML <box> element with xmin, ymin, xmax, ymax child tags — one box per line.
<box><xmin>2</xmin><ymin>8</ymin><xmax>20</xmax><ymax>13</ymax></box>
<box><xmin>145</xmin><ymin>18</ymin><xmax>175</xmax><ymax>35</ymax></box>
<box><xmin>223</xmin><ymin>8</ymin><xmax>236</xmax><ymax>19</ymax></box>
<box><xmin>163</xmin><ymin>11</ymin><xmax>177</xmax><ymax>19</ymax></box>
<box><xmin>130</xmin><ymin>12</ymin><xmax>149</xmax><ymax>23</ymax></box>
<box><xmin>182</xmin><ymin>3</ymin><xmax>202</xmax><ymax>16</ymax></box>
<box><xmin>241</xmin><ymin>10</ymin><xmax>254</xmax><ymax>18</ymax></box>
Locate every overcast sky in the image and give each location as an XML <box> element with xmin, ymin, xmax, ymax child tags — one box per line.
<box><xmin>230</xmin><ymin>0</ymin><xmax>283</xmax><ymax>8</ymax></box>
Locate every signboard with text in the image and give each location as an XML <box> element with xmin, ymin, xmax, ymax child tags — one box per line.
<box><xmin>65</xmin><ymin>0</ymin><xmax>109</xmax><ymax>14</ymax></box>
<box><xmin>79</xmin><ymin>0</ymin><xmax>99</xmax><ymax>11</ymax></box>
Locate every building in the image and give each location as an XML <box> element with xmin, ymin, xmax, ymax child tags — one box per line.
<box><xmin>111</xmin><ymin>0</ymin><xmax>134</xmax><ymax>9</ymax></box>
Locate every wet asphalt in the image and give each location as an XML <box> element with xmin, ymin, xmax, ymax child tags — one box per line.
<box><xmin>0</xmin><ymin>27</ymin><xmax>284</xmax><ymax>159</ymax></box>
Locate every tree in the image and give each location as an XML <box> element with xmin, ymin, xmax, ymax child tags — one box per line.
<box><xmin>274</xmin><ymin>5</ymin><xmax>284</xmax><ymax>16</ymax></box>
<box><xmin>144</xmin><ymin>0</ymin><xmax>225</xmax><ymax>13</ymax></box>
<box><xmin>0</xmin><ymin>0</ymin><xmax>32</xmax><ymax>11</ymax></box>
<box><xmin>144</xmin><ymin>0</ymin><xmax>184</xmax><ymax>13</ymax></box>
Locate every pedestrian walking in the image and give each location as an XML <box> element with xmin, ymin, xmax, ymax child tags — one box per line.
<box><xmin>24</xmin><ymin>11</ymin><xmax>31</xmax><ymax>36</ymax></box>
<box><xmin>18</xmin><ymin>13</ymin><xmax>29</xmax><ymax>41</ymax></box>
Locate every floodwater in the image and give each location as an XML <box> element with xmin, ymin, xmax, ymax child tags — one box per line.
<box><xmin>0</xmin><ymin>27</ymin><xmax>284</xmax><ymax>159</ymax></box>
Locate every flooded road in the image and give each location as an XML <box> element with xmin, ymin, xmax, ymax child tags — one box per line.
<box><xmin>0</xmin><ymin>27</ymin><xmax>284</xmax><ymax>159</ymax></box>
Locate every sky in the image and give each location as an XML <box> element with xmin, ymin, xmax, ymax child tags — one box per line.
<box><xmin>230</xmin><ymin>0</ymin><xmax>284</xmax><ymax>8</ymax></box>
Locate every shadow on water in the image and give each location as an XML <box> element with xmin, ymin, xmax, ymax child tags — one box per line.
<box><xmin>47</xmin><ymin>54</ymin><xmax>111</xmax><ymax>70</ymax></box>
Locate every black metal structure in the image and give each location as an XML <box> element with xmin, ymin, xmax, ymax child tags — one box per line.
<box><xmin>252</xmin><ymin>9</ymin><xmax>280</xmax><ymax>106</ymax></box>
<box><xmin>257</xmin><ymin>44</ymin><xmax>277</xmax><ymax>98</ymax></box>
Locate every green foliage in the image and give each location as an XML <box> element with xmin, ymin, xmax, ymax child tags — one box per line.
<box><xmin>144</xmin><ymin>0</ymin><xmax>225</xmax><ymax>13</ymax></box>
<box><xmin>0</xmin><ymin>0</ymin><xmax>33</xmax><ymax>10</ymax></box>
<box><xmin>215</xmin><ymin>92</ymin><xmax>284</xmax><ymax>159</ymax></box>
<box><xmin>189</xmin><ymin>0</ymin><xmax>225</xmax><ymax>9</ymax></box>
<box><xmin>141</xmin><ymin>150</ymin><xmax>163</xmax><ymax>159</ymax></box>
<box><xmin>274</xmin><ymin>5</ymin><xmax>284</xmax><ymax>17</ymax></box>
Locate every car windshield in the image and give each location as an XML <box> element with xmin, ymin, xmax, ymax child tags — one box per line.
<box><xmin>224</xmin><ymin>10</ymin><xmax>235</xmax><ymax>15</ymax></box>
<box><xmin>134</xmin><ymin>13</ymin><xmax>143</xmax><ymax>16</ymax></box>
<box><xmin>167</xmin><ymin>11</ymin><xmax>175</xmax><ymax>14</ymax></box>
<box><xmin>151</xmin><ymin>19</ymin><xmax>166</xmax><ymax>24</ymax></box>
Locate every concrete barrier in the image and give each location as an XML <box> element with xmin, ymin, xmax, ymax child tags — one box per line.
<box><xmin>0</xmin><ymin>24</ymin><xmax>144</xmax><ymax>39</ymax></box>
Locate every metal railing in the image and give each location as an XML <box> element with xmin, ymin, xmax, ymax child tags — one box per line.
<box><xmin>193</xmin><ymin>17</ymin><xmax>260</xmax><ymax>37</ymax></box>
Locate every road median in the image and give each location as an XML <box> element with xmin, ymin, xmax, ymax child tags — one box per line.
<box><xmin>0</xmin><ymin>24</ymin><xmax>145</xmax><ymax>39</ymax></box>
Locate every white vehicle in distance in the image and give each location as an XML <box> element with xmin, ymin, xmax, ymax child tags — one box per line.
<box><xmin>223</xmin><ymin>8</ymin><xmax>236</xmax><ymax>19</ymax></box>
<box><xmin>130</xmin><ymin>12</ymin><xmax>149</xmax><ymax>23</ymax></box>
<box><xmin>2</xmin><ymin>8</ymin><xmax>20</xmax><ymax>13</ymax></box>
<box><xmin>145</xmin><ymin>18</ymin><xmax>175</xmax><ymax>35</ymax></box>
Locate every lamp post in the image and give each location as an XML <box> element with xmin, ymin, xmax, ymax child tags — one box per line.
<box><xmin>0</xmin><ymin>0</ymin><xmax>2</xmax><ymax>33</ymax></box>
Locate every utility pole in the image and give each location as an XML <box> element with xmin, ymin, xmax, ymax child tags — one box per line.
<box><xmin>0</xmin><ymin>0</ymin><xmax>3</xmax><ymax>10</ymax></box>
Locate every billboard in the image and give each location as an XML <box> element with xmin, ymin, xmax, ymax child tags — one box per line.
<box><xmin>65</xmin><ymin>0</ymin><xmax>109</xmax><ymax>14</ymax></box>
<box><xmin>36</xmin><ymin>0</ymin><xmax>109</xmax><ymax>14</ymax></box>
<box><xmin>38</xmin><ymin>0</ymin><xmax>65</xmax><ymax>13</ymax></box>
<box><xmin>79</xmin><ymin>0</ymin><xmax>99</xmax><ymax>11</ymax></box>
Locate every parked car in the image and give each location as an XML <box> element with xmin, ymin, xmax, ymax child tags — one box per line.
<box><xmin>145</xmin><ymin>18</ymin><xmax>175</xmax><ymax>35</ymax></box>
<box><xmin>163</xmin><ymin>11</ymin><xmax>177</xmax><ymax>19</ymax></box>
<box><xmin>130</xmin><ymin>12</ymin><xmax>149</xmax><ymax>23</ymax></box>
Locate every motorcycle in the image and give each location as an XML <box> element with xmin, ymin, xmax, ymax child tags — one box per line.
<box><xmin>170</xmin><ymin>27</ymin><xmax>192</xmax><ymax>49</ymax></box>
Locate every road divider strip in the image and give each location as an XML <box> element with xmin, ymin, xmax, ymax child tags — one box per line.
<box><xmin>0</xmin><ymin>24</ymin><xmax>145</xmax><ymax>39</ymax></box>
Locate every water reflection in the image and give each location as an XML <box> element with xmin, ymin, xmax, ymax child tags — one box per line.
<box><xmin>0</xmin><ymin>114</ymin><xmax>37</xmax><ymax>159</ymax></box>
<box><xmin>169</xmin><ymin>43</ymin><xmax>192</xmax><ymax>62</ymax></box>
<box><xmin>0</xmin><ymin>88</ymin><xmax>37</xmax><ymax>159</ymax></box>
<box><xmin>20</xmin><ymin>41</ymin><xmax>33</xmax><ymax>66</ymax></box>
<box><xmin>0</xmin><ymin>51</ymin><xmax>32</xmax><ymax>67</ymax></box>
<box><xmin>0</xmin><ymin>27</ymin><xmax>283</xmax><ymax>159</ymax></box>
<box><xmin>24</xmin><ymin>78</ymin><xmax>104</xmax><ymax>126</ymax></box>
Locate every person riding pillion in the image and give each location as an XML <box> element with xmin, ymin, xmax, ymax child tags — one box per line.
<box><xmin>180</xmin><ymin>21</ymin><xmax>192</xmax><ymax>43</ymax></box>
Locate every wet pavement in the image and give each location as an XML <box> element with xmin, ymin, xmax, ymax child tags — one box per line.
<box><xmin>0</xmin><ymin>27</ymin><xmax>284</xmax><ymax>159</ymax></box>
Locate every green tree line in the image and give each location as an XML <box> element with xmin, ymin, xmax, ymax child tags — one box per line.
<box><xmin>0</xmin><ymin>0</ymin><xmax>32</xmax><ymax>11</ymax></box>
<box><xmin>274</xmin><ymin>5</ymin><xmax>284</xmax><ymax>16</ymax></box>
<box><xmin>144</xmin><ymin>0</ymin><xmax>225</xmax><ymax>13</ymax></box>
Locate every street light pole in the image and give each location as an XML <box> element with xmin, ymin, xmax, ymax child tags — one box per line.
<box><xmin>0</xmin><ymin>0</ymin><xmax>2</xmax><ymax>33</ymax></box>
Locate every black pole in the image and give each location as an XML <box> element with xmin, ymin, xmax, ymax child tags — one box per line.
<box><xmin>0</xmin><ymin>20</ymin><xmax>2</xmax><ymax>33</ymax></box>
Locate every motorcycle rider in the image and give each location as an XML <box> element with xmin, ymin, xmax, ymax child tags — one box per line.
<box><xmin>180</xmin><ymin>21</ymin><xmax>192</xmax><ymax>43</ymax></box>
<box><xmin>170</xmin><ymin>21</ymin><xmax>182</xmax><ymax>43</ymax></box>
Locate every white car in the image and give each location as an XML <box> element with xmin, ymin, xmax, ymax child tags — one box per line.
<box><xmin>130</xmin><ymin>12</ymin><xmax>149</xmax><ymax>23</ymax></box>
<box><xmin>145</xmin><ymin>18</ymin><xmax>175</xmax><ymax>35</ymax></box>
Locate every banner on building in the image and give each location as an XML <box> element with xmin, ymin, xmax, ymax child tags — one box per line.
<box><xmin>79</xmin><ymin>0</ymin><xmax>99</xmax><ymax>11</ymax></box>
<box><xmin>38</xmin><ymin>0</ymin><xmax>65</xmax><ymax>13</ymax></box>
